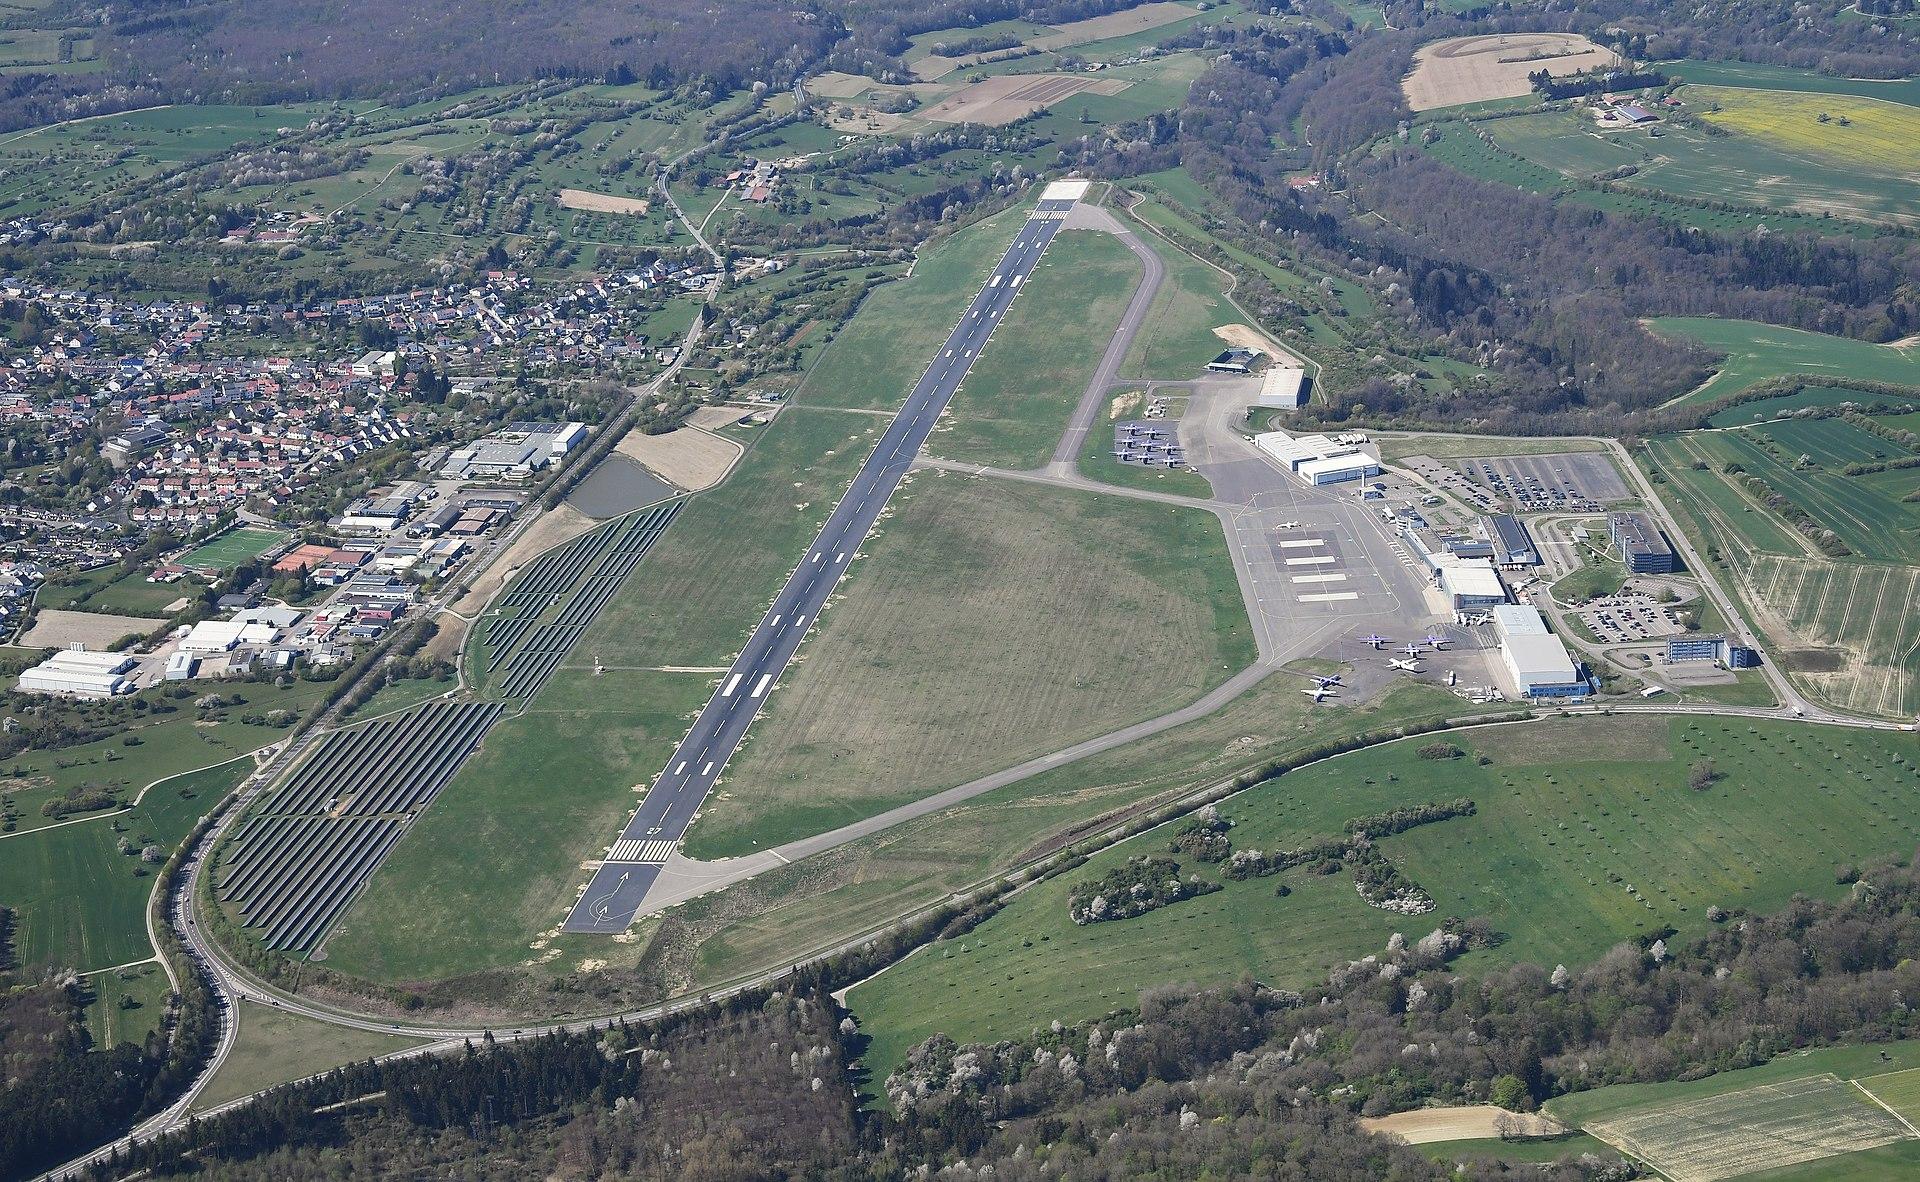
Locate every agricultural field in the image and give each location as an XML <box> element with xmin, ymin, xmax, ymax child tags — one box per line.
<box><xmin>1549</xmin><ymin>1042</ymin><xmax>1920</xmax><ymax>1181</ymax></box>
<box><xmin>1660</xmin><ymin>60</ymin><xmax>1920</xmax><ymax>110</ymax></box>
<box><xmin>686</xmin><ymin>472</ymin><xmax>1253</xmax><ymax>859</ymax></box>
<box><xmin>1688</xmin><ymin>84</ymin><xmax>1920</xmax><ymax>177</ymax></box>
<box><xmin>80</xmin><ymin>962</ymin><xmax>173</xmax><ymax>1048</ymax></box>
<box><xmin>36</xmin><ymin>565</ymin><xmax>194</xmax><ymax>616</ymax></box>
<box><xmin>1474</xmin><ymin>108</ymin><xmax>1920</xmax><ymax>229</ymax></box>
<box><xmin>1649</xmin><ymin>318</ymin><xmax>1920</xmax><ymax>407</ymax></box>
<box><xmin>931</xmin><ymin>229</ymin><xmax>1143</xmax><ymax>468</ymax></box>
<box><xmin>0</xmin><ymin>758</ymin><xmax>252</xmax><ymax>974</ymax></box>
<box><xmin>180</xmin><ymin>528</ymin><xmax>288</xmax><ymax>572</ymax></box>
<box><xmin>848</xmin><ymin>716</ymin><xmax>1920</xmax><ymax>1083</ymax></box>
<box><xmin>1643</xmin><ymin>416</ymin><xmax>1920</xmax><ymax>718</ymax></box>
<box><xmin>1403</xmin><ymin>33</ymin><xmax>1621</xmax><ymax>111</ymax></box>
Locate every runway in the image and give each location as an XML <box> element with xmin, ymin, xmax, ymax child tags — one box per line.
<box><xmin>562</xmin><ymin>182</ymin><xmax>1087</xmax><ymax>933</ymax></box>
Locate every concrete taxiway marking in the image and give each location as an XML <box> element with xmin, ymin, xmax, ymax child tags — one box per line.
<box><xmin>1299</xmin><ymin>591</ymin><xmax>1361</xmax><ymax>602</ymax></box>
<box><xmin>1284</xmin><ymin>555</ymin><xmax>1338</xmax><ymax>566</ymax></box>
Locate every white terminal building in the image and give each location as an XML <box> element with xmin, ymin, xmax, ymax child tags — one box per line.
<box><xmin>1492</xmin><ymin>604</ymin><xmax>1589</xmax><ymax>699</ymax></box>
<box><xmin>1253</xmin><ymin>428</ymin><xmax>1380</xmax><ymax>485</ymax></box>
<box><xmin>17</xmin><ymin>647</ymin><xmax>138</xmax><ymax>699</ymax></box>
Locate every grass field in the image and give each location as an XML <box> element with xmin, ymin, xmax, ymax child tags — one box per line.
<box><xmin>37</xmin><ymin>565</ymin><xmax>192</xmax><ymax>616</ymax></box>
<box><xmin>1689</xmin><ymin>85</ymin><xmax>1920</xmax><ymax>177</ymax></box>
<box><xmin>1117</xmin><ymin>232</ymin><xmax>1238</xmax><ymax>380</ymax></box>
<box><xmin>1376</xmin><ymin>433</ymin><xmax>1607</xmax><ymax>462</ymax></box>
<box><xmin>1706</xmin><ymin>421</ymin><xmax>1920</xmax><ymax>563</ymax></box>
<box><xmin>0</xmin><ymin>758</ymin><xmax>250</xmax><ymax>973</ymax></box>
<box><xmin>931</xmin><ymin>229</ymin><xmax>1143</xmax><ymax>469</ymax></box>
<box><xmin>1418</xmin><ymin>1134</ymin><xmax>1623</xmax><ymax>1167</ymax></box>
<box><xmin>181</xmin><ymin>528</ymin><xmax>287</xmax><ymax>572</ymax></box>
<box><xmin>1660</xmin><ymin>60</ymin><xmax>1920</xmax><ymax>109</ymax></box>
<box><xmin>849</xmin><ymin>716</ymin><xmax>1920</xmax><ymax>1084</ymax></box>
<box><xmin>685</xmin><ymin>472</ymin><xmax>1253</xmax><ymax>859</ymax></box>
<box><xmin>193</xmin><ymin>1001</ymin><xmax>423</xmax><ymax>1110</ymax></box>
<box><xmin>81</xmin><ymin>961</ymin><xmax>173</xmax><ymax>1047</ymax></box>
<box><xmin>1858</xmin><ymin>1065</ymin><xmax>1920</xmax><ymax>1125</ymax></box>
<box><xmin>1650</xmin><ymin>318</ymin><xmax>1920</xmax><ymax>407</ymax></box>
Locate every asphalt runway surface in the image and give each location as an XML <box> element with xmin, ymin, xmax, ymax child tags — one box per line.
<box><xmin>563</xmin><ymin>192</ymin><xmax>1080</xmax><ymax>933</ymax></box>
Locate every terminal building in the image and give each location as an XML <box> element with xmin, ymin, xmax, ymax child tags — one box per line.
<box><xmin>1482</xmin><ymin>513</ymin><xmax>1539</xmax><ymax>567</ymax></box>
<box><xmin>17</xmin><ymin>647</ymin><xmax>138</xmax><ymax>699</ymax></box>
<box><xmin>1434</xmin><ymin>556</ymin><xmax>1508</xmax><ymax>610</ymax></box>
<box><xmin>1253</xmin><ymin>429</ymin><xmax>1381</xmax><ymax>486</ymax></box>
<box><xmin>1666</xmin><ymin>633</ymin><xmax>1758</xmax><ymax>668</ymax></box>
<box><xmin>1609</xmin><ymin>511</ymin><xmax>1676</xmax><ymax>574</ymax></box>
<box><xmin>1492</xmin><ymin>605</ymin><xmax>1589</xmax><ymax>699</ymax></box>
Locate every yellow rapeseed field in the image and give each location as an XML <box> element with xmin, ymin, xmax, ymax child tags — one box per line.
<box><xmin>1687</xmin><ymin>84</ymin><xmax>1920</xmax><ymax>175</ymax></box>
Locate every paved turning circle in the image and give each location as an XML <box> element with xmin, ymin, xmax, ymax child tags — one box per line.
<box><xmin>562</xmin><ymin>182</ymin><xmax>1088</xmax><ymax>933</ymax></box>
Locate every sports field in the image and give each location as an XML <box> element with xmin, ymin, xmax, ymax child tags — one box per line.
<box><xmin>685</xmin><ymin>473</ymin><xmax>1253</xmax><ymax>859</ymax></box>
<box><xmin>848</xmin><ymin>716</ymin><xmax>1920</xmax><ymax>1083</ymax></box>
<box><xmin>1649</xmin><ymin>318</ymin><xmax>1920</xmax><ymax>407</ymax></box>
<box><xmin>181</xmin><ymin>528</ymin><xmax>286</xmax><ymax>572</ymax></box>
<box><xmin>1689</xmin><ymin>85</ymin><xmax>1920</xmax><ymax>176</ymax></box>
<box><xmin>932</xmin><ymin>229</ymin><xmax>1144</xmax><ymax>468</ymax></box>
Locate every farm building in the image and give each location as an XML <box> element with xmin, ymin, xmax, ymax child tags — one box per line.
<box><xmin>1609</xmin><ymin>511</ymin><xmax>1676</xmax><ymax>573</ymax></box>
<box><xmin>17</xmin><ymin>647</ymin><xmax>138</xmax><ymax>698</ymax></box>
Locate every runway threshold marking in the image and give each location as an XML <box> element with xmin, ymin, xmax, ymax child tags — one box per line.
<box><xmin>1290</xmin><ymin>573</ymin><xmax>1348</xmax><ymax>584</ymax></box>
<box><xmin>1298</xmin><ymin>591</ymin><xmax>1361</xmax><ymax>602</ymax></box>
<box><xmin>751</xmin><ymin>674</ymin><xmax>773</xmax><ymax>698</ymax></box>
<box><xmin>1284</xmin><ymin>555</ymin><xmax>1338</xmax><ymax>566</ymax></box>
<box><xmin>1277</xmin><ymin>539</ymin><xmax>1324</xmax><ymax>549</ymax></box>
<box><xmin>721</xmin><ymin>674</ymin><xmax>742</xmax><ymax>696</ymax></box>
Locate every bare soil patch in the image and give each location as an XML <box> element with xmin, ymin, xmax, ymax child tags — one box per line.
<box><xmin>448</xmin><ymin>502</ymin><xmax>594</xmax><ymax>620</ymax></box>
<box><xmin>687</xmin><ymin>404</ymin><xmax>755</xmax><ymax>431</ymax></box>
<box><xmin>555</xmin><ymin>188</ymin><xmax>650</xmax><ymax>215</ymax></box>
<box><xmin>1404</xmin><ymin>33</ymin><xmax>1620</xmax><ymax>111</ymax></box>
<box><xmin>1212</xmin><ymin>323</ymin><xmax>1305</xmax><ymax>366</ymax></box>
<box><xmin>1032</xmin><ymin>2</ymin><xmax>1198</xmax><ymax>49</ymax></box>
<box><xmin>921</xmin><ymin>73</ymin><xmax>1128</xmax><ymax>126</ymax></box>
<box><xmin>615</xmin><ymin>423</ymin><xmax>744</xmax><ymax>493</ymax></box>
<box><xmin>1361</xmin><ymin>1106</ymin><xmax>1565</xmax><ymax>1144</ymax></box>
<box><xmin>18</xmin><ymin>608</ymin><xmax>163</xmax><ymax>649</ymax></box>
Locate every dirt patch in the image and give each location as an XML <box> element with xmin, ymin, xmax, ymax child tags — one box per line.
<box><xmin>1109</xmin><ymin>391</ymin><xmax>1143</xmax><ymax>419</ymax></box>
<box><xmin>1212</xmin><ymin>323</ymin><xmax>1304</xmax><ymax>366</ymax></box>
<box><xmin>1360</xmin><ymin>1106</ymin><xmax>1565</xmax><ymax>1144</ymax></box>
<box><xmin>920</xmin><ymin>73</ymin><xmax>1129</xmax><ymax>126</ymax></box>
<box><xmin>1032</xmin><ymin>2</ymin><xmax>1197</xmax><ymax>49</ymax></box>
<box><xmin>687</xmin><ymin>404</ymin><xmax>755</xmax><ymax>431</ymax></box>
<box><xmin>555</xmin><ymin>188</ymin><xmax>650</xmax><ymax>215</ymax></box>
<box><xmin>1780</xmin><ymin>647</ymin><xmax>1847</xmax><ymax>673</ymax></box>
<box><xmin>448</xmin><ymin>502</ymin><xmax>595</xmax><ymax>620</ymax></box>
<box><xmin>1403</xmin><ymin>33</ymin><xmax>1621</xmax><ymax>111</ymax></box>
<box><xmin>18</xmin><ymin>608</ymin><xmax>164</xmax><ymax>649</ymax></box>
<box><xmin>1466</xmin><ymin>715</ymin><xmax>1669</xmax><ymax>766</ymax></box>
<box><xmin>614</xmin><ymin>422</ymin><xmax>744</xmax><ymax>493</ymax></box>
<box><xmin>808</xmin><ymin>71</ymin><xmax>880</xmax><ymax>98</ymax></box>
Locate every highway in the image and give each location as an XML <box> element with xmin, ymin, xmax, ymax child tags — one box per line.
<box><xmin>562</xmin><ymin>182</ymin><xmax>1087</xmax><ymax>933</ymax></box>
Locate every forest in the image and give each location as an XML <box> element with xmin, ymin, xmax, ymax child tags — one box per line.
<box><xmin>61</xmin><ymin>855</ymin><xmax>1920</xmax><ymax>1180</ymax></box>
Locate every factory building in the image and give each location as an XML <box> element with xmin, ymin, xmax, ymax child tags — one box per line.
<box><xmin>1666</xmin><ymin>633</ymin><xmax>1758</xmax><ymax>668</ymax></box>
<box><xmin>1609</xmin><ymin>511</ymin><xmax>1676</xmax><ymax>574</ymax></box>
<box><xmin>17</xmin><ymin>648</ymin><xmax>138</xmax><ymax>699</ymax></box>
<box><xmin>1492</xmin><ymin>605</ymin><xmax>1588</xmax><ymax>699</ymax></box>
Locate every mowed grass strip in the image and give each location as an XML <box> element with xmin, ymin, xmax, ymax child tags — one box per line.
<box><xmin>931</xmin><ymin>229</ymin><xmax>1143</xmax><ymax>469</ymax></box>
<box><xmin>849</xmin><ymin>717</ymin><xmax>1920</xmax><ymax>1084</ymax></box>
<box><xmin>686</xmin><ymin>473</ymin><xmax>1253</xmax><ymax>859</ymax></box>
<box><xmin>1690</xmin><ymin>85</ymin><xmax>1920</xmax><ymax>176</ymax></box>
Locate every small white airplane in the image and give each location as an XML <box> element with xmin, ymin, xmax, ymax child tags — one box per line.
<box><xmin>1302</xmin><ymin>686</ymin><xmax>1336</xmax><ymax>702</ymax></box>
<box><xmin>1358</xmin><ymin>633</ymin><xmax>1390</xmax><ymax>650</ymax></box>
<box><xmin>1388</xmin><ymin>657</ymin><xmax>1423</xmax><ymax>672</ymax></box>
<box><xmin>1276</xmin><ymin>520</ymin><xmax>1300</xmax><ymax>529</ymax></box>
<box><xmin>1399</xmin><ymin>643</ymin><xmax>1425</xmax><ymax>657</ymax></box>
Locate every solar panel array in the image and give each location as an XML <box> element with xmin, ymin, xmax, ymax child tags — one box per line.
<box><xmin>495</xmin><ymin>502</ymin><xmax>680</xmax><ymax>699</ymax></box>
<box><xmin>218</xmin><ymin>701</ymin><xmax>501</xmax><ymax>951</ymax></box>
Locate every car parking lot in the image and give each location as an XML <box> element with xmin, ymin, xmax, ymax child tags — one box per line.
<box><xmin>1452</xmin><ymin>452</ymin><xmax>1629</xmax><ymax>512</ymax></box>
<box><xmin>1573</xmin><ymin>591</ymin><xmax>1686</xmax><ymax>643</ymax></box>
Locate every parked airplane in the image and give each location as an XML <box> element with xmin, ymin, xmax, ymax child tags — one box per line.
<box><xmin>1399</xmin><ymin>643</ymin><xmax>1425</xmax><ymax>657</ymax></box>
<box><xmin>1358</xmin><ymin>634</ymin><xmax>1390</xmax><ymax>650</ymax></box>
<box><xmin>1388</xmin><ymin>657</ymin><xmax>1423</xmax><ymax>672</ymax></box>
<box><xmin>1421</xmin><ymin>633</ymin><xmax>1452</xmax><ymax>649</ymax></box>
<box><xmin>1311</xmin><ymin>674</ymin><xmax>1342</xmax><ymax>689</ymax></box>
<box><xmin>1302</xmin><ymin>686</ymin><xmax>1336</xmax><ymax>702</ymax></box>
<box><xmin>1276</xmin><ymin>520</ymin><xmax>1300</xmax><ymax>529</ymax></box>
